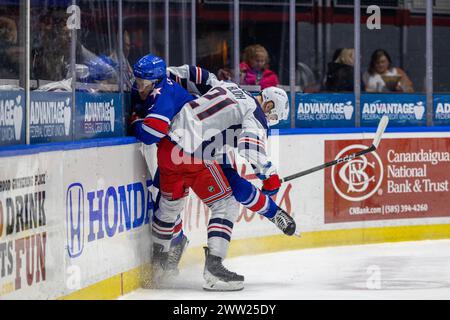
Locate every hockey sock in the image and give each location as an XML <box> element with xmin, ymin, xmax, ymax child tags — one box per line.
<box><xmin>221</xmin><ymin>164</ymin><xmax>278</xmax><ymax>218</ymax></box>
<box><xmin>170</xmin><ymin>229</ymin><xmax>184</xmax><ymax>246</ymax></box>
<box><xmin>170</xmin><ymin>215</ymin><xmax>184</xmax><ymax>246</ymax></box>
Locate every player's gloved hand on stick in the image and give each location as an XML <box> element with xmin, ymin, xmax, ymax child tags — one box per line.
<box><xmin>262</xmin><ymin>174</ymin><xmax>281</xmax><ymax>196</ymax></box>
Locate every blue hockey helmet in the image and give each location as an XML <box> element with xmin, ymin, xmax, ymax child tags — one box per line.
<box><xmin>133</xmin><ymin>54</ymin><xmax>167</xmax><ymax>81</ymax></box>
<box><xmin>83</xmin><ymin>54</ymin><xmax>118</xmax><ymax>82</ymax></box>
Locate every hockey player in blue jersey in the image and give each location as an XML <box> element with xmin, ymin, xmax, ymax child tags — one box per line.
<box><xmin>131</xmin><ymin>56</ymin><xmax>195</xmax><ymax>144</ymax></box>
<box><xmin>130</xmin><ymin>54</ymin><xmax>295</xmax><ymax>286</ymax></box>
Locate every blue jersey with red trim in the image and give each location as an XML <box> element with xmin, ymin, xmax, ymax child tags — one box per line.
<box><xmin>131</xmin><ymin>77</ymin><xmax>194</xmax><ymax>145</ymax></box>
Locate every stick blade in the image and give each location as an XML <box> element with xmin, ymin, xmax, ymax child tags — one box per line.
<box><xmin>373</xmin><ymin>115</ymin><xmax>389</xmax><ymax>149</ymax></box>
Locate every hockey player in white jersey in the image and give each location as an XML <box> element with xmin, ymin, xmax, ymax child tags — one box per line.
<box><xmin>132</xmin><ymin>58</ymin><xmax>292</xmax><ymax>285</ymax></box>
<box><xmin>154</xmin><ymin>81</ymin><xmax>295</xmax><ymax>291</ymax></box>
<box><xmin>169</xmin><ymin>82</ymin><xmax>283</xmax><ymax>172</ymax></box>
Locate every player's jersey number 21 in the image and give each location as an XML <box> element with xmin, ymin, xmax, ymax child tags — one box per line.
<box><xmin>188</xmin><ymin>87</ymin><xmax>235</xmax><ymax>121</ymax></box>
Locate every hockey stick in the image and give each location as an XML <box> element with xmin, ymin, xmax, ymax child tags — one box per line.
<box><xmin>280</xmin><ymin>115</ymin><xmax>389</xmax><ymax>183</ymax></box>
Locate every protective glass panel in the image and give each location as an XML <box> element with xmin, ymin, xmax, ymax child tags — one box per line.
<box><xmin>322</xmin><ymin>3</ymin><xmax>355</xmax><ymax>93</ymax></box>
<box><xmin>432</xmin><ymin>4</ymin><xmax>450</xmax><ymax>125</ymax></box>
<box><xmin>0</xmin><ymin>0</ymin><xmax>25</xmax><ymax>87</ymax></box>
<box><xmin>361</xmin><ymin>3</ymin><xmax>426</xmax><ymax>127</ymax></box>
<box><xmin>75</xmin><ymin>0</ymin><xmax>123</xmax><ymax>140</ymax></box>
<box><xmin>434</xmin><ymin>22</ymin><xmax>450</xmax><ymax>93</ymax></box>
<box><xmin>296</xmin><ymin>2</ymin><xmax>320</xmax><ymax>93</ymax></box>
<box><xmin>196</xmin><ymin>1</ymin><xmax>234</xmax><ymax>79</ymax></box>
<box><xmin>0</xmin><ymin>0</ymin><xmax>26</xmax><ymax>146</ymax></box>
<box><xmin>123</xmin><ymin>0</ymin><xmax>152</xmax><ymax>90</ymax></box>
<box><xmin>296</xmin><ymin>2</ymin><xmax>355</xmax><ymax>129</ymax></box>
<box><xmin>149</xmin><ymin>1</ymin><xmax>165</xmax><ymax>60</ymax></box>
<box><xmin>169</xmin><ymin>0</ymin><xmax>192</xmax><ymax>66</ymax></box>
<box><xmin>240</xmin><ymin>3</ymin><xmax>289</xmax><ymax>89</ymax></box>
<box><xmin>76</xmin><ymin>0</ymin><xmax>120</xmax><ymax>93</ymax></box>
<box><xmin>30</xmin><ymin>0</ymin><xmax>74</xmax><ymax>143</ymax></box>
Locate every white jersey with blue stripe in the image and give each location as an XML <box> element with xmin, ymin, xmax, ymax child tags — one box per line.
<box><xmin>168</xmin><ymin>81</ymin><xmax>277</xmax><ymax>179</ymax></box>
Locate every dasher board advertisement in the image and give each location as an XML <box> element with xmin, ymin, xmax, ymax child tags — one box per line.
<box><xmin>325</xmin><ymin>137</ymin><xmax>450</xmax><ymax>223</ymax></box>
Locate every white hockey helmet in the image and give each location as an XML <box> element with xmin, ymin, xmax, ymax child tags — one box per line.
<box><xmin>261</xmin><ymin>86</ymin><xmax>290</xmax><ymax>126</ymax></box>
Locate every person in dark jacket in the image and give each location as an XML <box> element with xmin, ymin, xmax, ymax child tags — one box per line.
<box><xmin>324</xmin><ymin>48</ymin><xmax>355</xmax><ymax>92</ymax></box>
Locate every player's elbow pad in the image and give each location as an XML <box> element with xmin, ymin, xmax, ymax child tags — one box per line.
<box><xmin>134</xmin><ymin>124</ymin><xmax>161</xmax><ymax>145</ymax></box>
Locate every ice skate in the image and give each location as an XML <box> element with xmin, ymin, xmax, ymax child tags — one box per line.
<box><xmin>202</xmin><ymin>247</ymin><xmax>244</xmax><ymax>291</ymax></box>
<box><xmin>166</xmin><ymin>234</ymin><xmax>190</xmax><ymax>277</ymax></box>
<box><xmin>150</xmin><ymin>243</ymin><xmax>169</xmax><ymax>287</ymax></box>
<box><xmin>269</xmin><ymin>208</ymin><xmax>297</xmax><ymax>236</ymax></box>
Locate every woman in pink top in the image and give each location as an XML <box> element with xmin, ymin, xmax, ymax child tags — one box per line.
<box><xmin>239</xmin><ymin>44</ymin><xmax>279</xmax><ymax>89</ymax></box>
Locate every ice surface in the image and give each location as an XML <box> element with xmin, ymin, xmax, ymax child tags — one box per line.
<box><xmin>121</xmin><ymin>240</ymin><xmax>450</xmax><ymax>300</ymax></box>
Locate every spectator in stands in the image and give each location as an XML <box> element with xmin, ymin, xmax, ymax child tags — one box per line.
<box><xmin>109</xmin><ymin>30</ymin><xmax>134</xmax><ymax>91</ymax></box>
<box><xmin>239</xmin><ymin>44</ymin><xmax>279</xmax><ymax>89</ymax></box>
<box><xmin>32</xmin><ymin>11</ymin><xmax>72</xmax><ymax>82</ymax></box>
<box><xmin>32</xmin><ymin>10</ymin><xmax>121</xmax><ymax>92</ymax></box>
<box><xmin>323</xmin><ymin>48</ymin><xmax>355</xmax><ymax>92</ymax></box>
<box><xmin>331</xmin><ymin>48</ymin><xmax>343</xmax><ymax>63</ymax></box>
<box><xmin>0</xmin><ymin>16</ymin><xmax>21</xmax><ymax>79</ymax></box>
<box><xmin>363</xmin><ymin>49</ymin><xmax>414</xmax><ymax>93</ymax></box>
